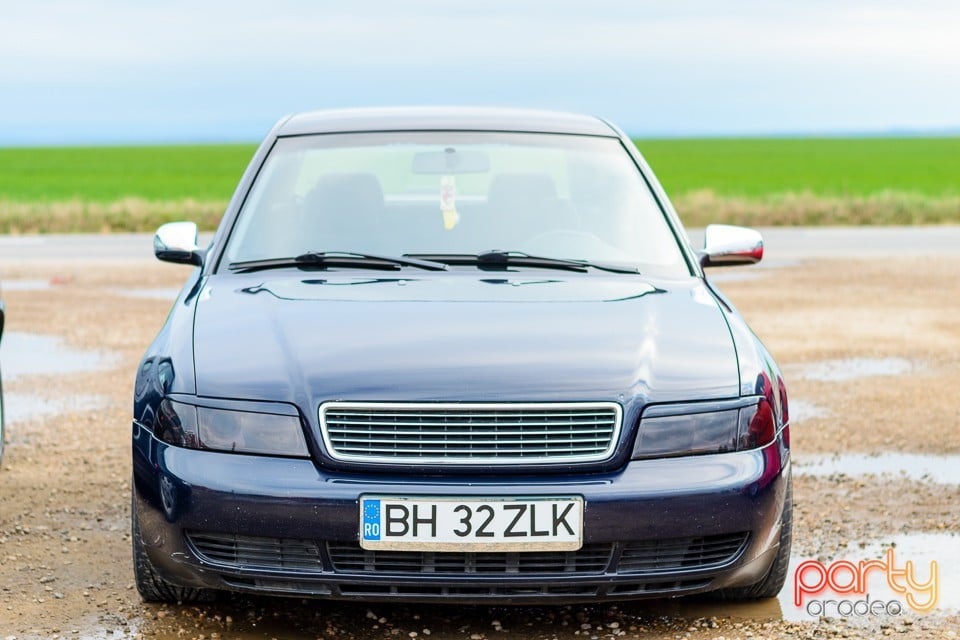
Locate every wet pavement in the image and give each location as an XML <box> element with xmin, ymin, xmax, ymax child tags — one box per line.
<box><xmin>0</xmin><ymin>331</ymin><xmax>113</xmax><ymax>381</ymax></box>
<box><xmin>787</xmin><ymin>357</ymin><xmax>915</xmax><ymax>382</ymax></box>
<box><xmin>2</xmin><ymin>250</ymin><xmax>959</xmax><ymax>639</ymax></box>
<box><xmin>853</xmin><ymin>533</ymin><xmax>960</xmax><ymax>611</ymax></box>
<box><xmin>783</xmin><ymin>531</ymin><xmax>960</xmax><ymax>623</ymax></box>
<box><xmin>2</xmin><ymin>391</ymin><xmax>107</xmax><ymax>425</ymax></box>
<box><xmin>1</xmin><ymin>279</ymin><xmax>54</xmax><ymax>291</ymax></box>
<box><xmin>795</xmin><ymin>453</ymin><xmax>960</xmax><ymax>485</ymax></box>
<box><xmin>786</xmin><ymin>399</ymin><xmax>831</xmax><ymax>422</ymax></box>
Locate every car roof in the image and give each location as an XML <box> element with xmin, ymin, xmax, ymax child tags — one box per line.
<box><xmin>276</xmin><ymin>106</ymin><xmax>619</xmax><ymax>137</ymax></box>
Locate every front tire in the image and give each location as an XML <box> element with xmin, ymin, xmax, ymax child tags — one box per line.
<box><xmin>131</xmin><ymin>490</ymin><xmax>215</xmax><ymax>604</ymax></box>
<box><xmin>713</xmin><ymin>471</ymin><xmax>793</xmax><ymax>600</ymax></box>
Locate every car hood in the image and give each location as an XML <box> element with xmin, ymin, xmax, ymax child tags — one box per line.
<box><xmin>192</xmin><ymin>272</ymin><xmax>740</xmax><ymax>407</ymax></box>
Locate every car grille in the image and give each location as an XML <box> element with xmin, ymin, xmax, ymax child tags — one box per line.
<box><xmin>221</xmin><ymin>577</ymin><xmax>713</xmax><ymax>600</ymax></box>
<box><xmin>186</xmin><ymin>532</ymin><xmax>322</xmax><ymax>572</ymax></box>
<box><xmin>187</xmin><ymin>531</ymin><xmax>747</xmax><ymax>577</ymax></box>
<box><xmin>318</xmin><ymin>402</ymin><xmax>622</xmax><ymax>464</ymax></box>
<box><xmin>332</xmin><ymin>581</ymin><xmax>712</xmax><ymax>598</ymax></box>
<box><xmin>619</xmin><ymin>533</ymin><xmax>749</xmax><ymax>573</ymax></box>
<box><xmin>326</xmin><ymin>543</ymin><xmax>614</xmax><ymax>575</ymax></box>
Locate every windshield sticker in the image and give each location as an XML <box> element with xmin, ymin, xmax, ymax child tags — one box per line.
<box><xmin>440</xmin><ymin>175</ymin><xmax>460</xmax><ymax>230</ymax></box>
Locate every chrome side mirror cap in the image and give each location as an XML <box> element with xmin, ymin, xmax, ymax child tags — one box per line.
<box><xmin>154</xmin><ymin>221</ymin><xmax>203</xmax><ymax>266</ymax></box>
<box><xmin>700</xmin><ymin>224</ymin><xmax>763</xmax><ymax>268</ymax></box>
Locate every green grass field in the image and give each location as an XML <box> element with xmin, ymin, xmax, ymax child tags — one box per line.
<box><xmin>0</xmin><ymin>144</ymin><xmax>256</xmax><ymax>202</ymax></box>
<box><xmin>635</xmin><ymin>137</ymin><xmax>960</xmax><ymax>226</ymax></box>
<box><xmin>635</xmin><ymin>137</ymin><xmax>960</xmax><ymax>198</ymax></box>
<box><xmin>1</xmin><ymin>138</ymin><xmax>958</xmax><ymax>232</ymax></box>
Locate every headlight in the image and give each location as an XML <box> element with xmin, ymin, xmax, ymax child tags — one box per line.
<box><xmin>155</xmin><ymin>398</ymin><xmax>310</xmax><ymax>458</ymax></box>
<box><xmin>632</xmin><ymin>397</ymin><xmax>776</xmax><ymax>460</ymax></box>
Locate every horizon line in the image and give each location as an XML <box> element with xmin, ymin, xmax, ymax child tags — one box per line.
<box><xmin>2</xmin><ymin>126</ymin><xmax>960</xmax><ymax>149</ymax></box>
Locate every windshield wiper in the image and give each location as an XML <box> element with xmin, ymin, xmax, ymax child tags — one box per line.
<box><xmin>228</xmin><ymin>251</ymin><xmax>448</xmax><ymax>273</ymax></box>
<box><xmin>405</xmin><ymin>251</ymin><xmax>641</xmax><ymax>274</ymax></box>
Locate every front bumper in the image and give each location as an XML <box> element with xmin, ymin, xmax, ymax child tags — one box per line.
<box><xmin>132</xmin><ymin>422</ymin><xmax>789</xmax><ymax>603</ymax></box>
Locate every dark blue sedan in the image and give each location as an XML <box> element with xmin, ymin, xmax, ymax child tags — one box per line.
<box><xmin>132</xmin><ymin>107</ymin><xmax>791</xmax><ymax>604</ymax></box>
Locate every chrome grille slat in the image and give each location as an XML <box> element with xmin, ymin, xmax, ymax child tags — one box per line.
<box><xmin>319</xmin><ymin>402</ymin><xmax>622</xmax><ymax>465</ymax></box>
<box><xmin>329</xmin><ymin>425</ymin><xmax>615</xmax><ymax>433</ymax></box>
<box><xmin>325</xmin><ymin>411</ymin><xmax>615</xmax><ymax>419</ymax></box>
<box><xmin>334</xmin><ymin>446</ymin><xmax>608</xmax><ymax>455</ymax></box>
<box><xmin>327</xmin><ymin>419</ymin><xmax>614</xmax><ymax>427</ymax></box>
<box><xmin>334</xmin><ymin>440</ymin><xmax>610</xmax><ymax>448</ymax></box>
<box><xmin>331</xmin><ymin>435</ymin><xmax>611</xmax><ymax>445</ymax></box>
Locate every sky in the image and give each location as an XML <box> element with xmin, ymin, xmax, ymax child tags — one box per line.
<box><xmin>2</xmin><ymin>0</ymin><xmax>959</xmax><ymax>145</ymax></box>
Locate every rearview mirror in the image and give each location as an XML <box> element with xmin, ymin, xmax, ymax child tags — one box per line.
<box><xmin>412</xmin><ymin>148</ymin><xmax>490</xmax><ymax>174</ymax></box>
<box><xmin>700</xmin><ymin>224</ymin><xmax>763</xmax><ymax>268</ymax></box>
<box><xmin>154</xmin><ymin>221</ymin><xmax>204</xmax><ymax>266</ymax></box>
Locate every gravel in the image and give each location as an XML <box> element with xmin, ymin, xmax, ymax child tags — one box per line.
<box><xmin>0</xmin><ymin>256</ymin><xmax>957</xmax><ymax>638</ymax></box>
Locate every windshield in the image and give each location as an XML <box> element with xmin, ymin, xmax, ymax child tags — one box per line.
<box><xmin>222</xmin><ymin>132</ymin><xmax>690</xmax><ymax>276</ymax></box>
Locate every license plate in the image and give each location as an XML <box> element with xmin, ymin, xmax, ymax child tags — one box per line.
<box><xmin>359</xmin><ymin>496</ymin><xmax>584</xmax><ymax>551</ymax></box>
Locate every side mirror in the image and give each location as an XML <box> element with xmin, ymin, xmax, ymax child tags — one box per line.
<box><xmin>154</xmin><ymin>221</ymin><xmax>204</xmax><ymax>266</ymax></box>
<box><xmin>700</xmin><ymin>224</ymin><xmax>763</xmax><ymax>268</ymax></box>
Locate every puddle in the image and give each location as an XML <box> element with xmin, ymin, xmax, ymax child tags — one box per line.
<box><xmin>788</xmin><ymin>357</ymin><xmax>914</xmax><ymax>382</ymax></box>
<box><xmin>3</xmin><ymin>392</ymin><xmax>109</xmax><ymax>424</ymax></box>
<box><xmin>783</xmin><ymin>532</ymin><xmax>959</xmax><ymax>622</ymax></box>
<box><xmin>643</xmin><ymin>594</ymin><xmax>784</xmax><ymax>622</ymax></box>
<box><xmin>70</xmin><ymin>614</ymin><xmax>139</xmax><ymax>640</ymax></box>
<box><xmin>795</xmin><ymin>453</ymin><xmax>960</xmax><ymax>485</ymax></box>
<box><xmin>0</xmin><ymin>332</ymin><xmax>113</xmax><ymax>381</ymax></box>
<box><xmin>657</xmin><ymin>530</ymin><xmax>957</xmax><ymax>623</ymax></box>
<box><xmin>110</xmin><ymin>287</ymin><xmax>181</xmax><ymax>301</ymax></box>
<box><xmin>854</xmin><ymin>533</ymin><xmax>959</xmax><ymax>611</ymax></box>
<box><xmin>789</xmin><ymin>399</ymin><xmax>831</xmax><ymax>422</ymax></box>
<box><xmin>2</xmin><ymin>278</ymin><xmax>53</xmax><ymax>291</ymax></box>
<box><xmin>78</xmin><ymin>629</ymin><xmax>137</xmax><ymax>640</ymax></box>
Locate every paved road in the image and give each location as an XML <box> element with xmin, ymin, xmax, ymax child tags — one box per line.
<box><xmin>1</xmin><ymin>226</ymin><xmax>958</xmax><ymax>263</ymax></box>
<box><xmin>0</xmin><ymin>232</ymin><xmax>216</xmax><ymax>263</ymax></box>
<box><xmin>687</xmin><ymin>225</ymin><xmax>960</xmax><ymax>259</ymax></box>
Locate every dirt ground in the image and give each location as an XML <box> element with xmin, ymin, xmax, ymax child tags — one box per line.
<box><xmin>0</xmin><ymin>256</ymin><xmax>957</xmax><ymax>639</ymax></box>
